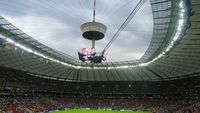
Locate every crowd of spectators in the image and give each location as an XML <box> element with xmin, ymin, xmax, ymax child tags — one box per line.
<box><xmin>0</xmin><ymin>96</ymin><xmax>200</xmax><ymax>113</ymax></box>
<box><xmin>1</xmin><ymin>67</ymin><xmax>200</xmax><ymax>113</ymax></box>
<box><xmin>0</xmin><ymin>97</ymin><xmax>28</xmax><ymax>113</ymax></box>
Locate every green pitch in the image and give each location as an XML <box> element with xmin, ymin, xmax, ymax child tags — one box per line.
<box><xmin>51</xmin><ymin>109</ymin><xmax>151</xmax><ymax>113</ymax></box>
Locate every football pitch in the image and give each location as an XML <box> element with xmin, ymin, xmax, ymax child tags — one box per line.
<box><xmin>51</xmin><ymin>109</ymin><xmax>151</xmax><ymax>113</ymax></box>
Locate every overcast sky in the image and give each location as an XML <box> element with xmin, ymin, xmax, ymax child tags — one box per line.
<box><xmin>0</xmin><ymin>0</ymin><xmax>153</xmax><ymax>62</ymax></box>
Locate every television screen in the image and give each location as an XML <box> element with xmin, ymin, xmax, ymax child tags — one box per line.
<box><xmin>82</xmin><ymin>48</ymin><xmax>96</xmax><ymax>58</ymax></box>
<box><xmin>78</xmin><ymin>48</ymin><xmax>106</xmax><ymax>63</ymax></box>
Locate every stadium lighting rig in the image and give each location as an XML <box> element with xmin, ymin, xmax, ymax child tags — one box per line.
<box><xmin>78</xmin><ymin>0</ymin><xmax>147</xmax><ymax>63</ymax></box>
<box><xmin>79</xmin><ymin>0</ymin><xmax>107</xmax><ymax>63</ymax></box>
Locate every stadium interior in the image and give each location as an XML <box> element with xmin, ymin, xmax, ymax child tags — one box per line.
<box><xmin>0</xmin><ymin>0</ymin><xmax>200</xmax><ymax>113</ymax></box>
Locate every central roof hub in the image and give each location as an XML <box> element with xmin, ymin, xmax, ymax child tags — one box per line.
<box><xmin>80</xmin><ymin>22</ymin><xmax>107</xmax><ymax>40</ymax></box>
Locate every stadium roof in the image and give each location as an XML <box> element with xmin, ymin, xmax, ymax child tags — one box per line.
<box><xmin>0</xmin><ymin>0</ymin><xmax>153</xmax><ymax>62</ymax></box>
<box><xmin>0</xmin><ymin>0</ymin><xmax>200</xmax><ymax>81</ymax></box>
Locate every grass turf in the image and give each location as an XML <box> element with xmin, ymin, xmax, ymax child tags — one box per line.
<box><xmin>51</xmin><ymin>109</ymin><xmax>151</xmax><ymax>113</ymax></box>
